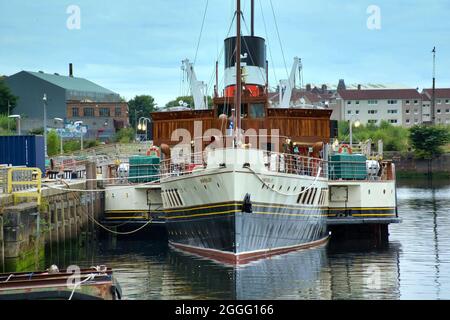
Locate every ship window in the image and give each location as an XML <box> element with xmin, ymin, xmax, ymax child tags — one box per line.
<box><xmin>168</xmin><ymin>190</ymin><xmax>175</xmax><ymax>207</ymax></box>
<box><xmin>171</xmin><ymin>190</ymin><xmax>179</xmax><ymax>207</ymax></box>
<box><xmin>174</xmin><ymin>189</ymin><xmax>184</xmax><ymax>206</ymax></box>
<box><xmin>303</xmin><ymin>189</ymin><xmax>311</xmax><ymax>204</ymax></box>
<box><xmin>249</xmin><ymin>103</ymin><xmax>265</xmax><ymax>118</ymax></box>
<box><xmin>318</xmin><ymin>190</ymin><xmax>323</xmax><ymax>206</ymax></box>
<box><xmin>310</xmin><ymin>188</ymin><xmax>318</xmax><ymax>205</ymax></box>
<box><xmin>297</xmin><ymin>187</ymin><xmax>306</xmax><ymax>203</ymax></box>
<box><xmin>287</xmin><ymin>186</ymin><xmax>291</xmax><ymax>191</ymax></box>
<box><xmin>279</xmin><ymin>185</ymin><xmax>282</xmax><ymax>191</ymax></box>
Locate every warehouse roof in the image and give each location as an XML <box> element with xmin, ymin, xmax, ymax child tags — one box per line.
<box><xmin>24</xmin><ymin>71</ymin><xmax>117</xmax><ymax>95</ymax></box>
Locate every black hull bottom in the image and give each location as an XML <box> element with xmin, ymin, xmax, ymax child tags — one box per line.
<box><xmin>165</xmin><ymin>201</ymin><xmax>328</xmax><ymax>264</ymax></box>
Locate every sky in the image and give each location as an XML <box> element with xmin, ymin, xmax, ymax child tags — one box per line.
<box><xmin>1</xmin><ymin>0</ymin><xmax>449</xmax><ymax>106</ymax></box>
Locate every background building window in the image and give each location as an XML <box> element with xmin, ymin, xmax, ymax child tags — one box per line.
<box><xmin>115</xmin><ymin>107</ymin><xmax>122</xmax><ymax>116</ymax></box>
<box><xmin>100</xmin><ymin>108</ymin><xmax>110</xmax><ymax>117</ymax></box>
<box><xmin>388</xmin><ymin>119</ymin><xmax>398</xmax><ymax>124</ymax></box>
<box><xmin>84</xmin><ymin>107</ymin><xmax>94</xmax><ymax>117</ymax></box>
<box><xmin>72</xmin><ymin>107</ymin><xmax>79</xmax><ymax>117</ymax></box>
<box><xmin>387</xmin><ymin>100</ymin><xmax>398</xmax><ymax>105</ymax></box>
<box><xmin>405</xmin><ymin>100</ymin><xmax>410</xmax><ymax>105</ymax></box>
<box><xmin>368</xmin><ymin>120</ymin><xmax>377</xmax><ymax>124</ymax></box>
<box><xmin>368</xmin><ymin>100</ymin><xmax>378</xmax><ymax>105</ymax></box>
<box><xmin>368</xmin><ymin>110</ymin><xmax>377</xmax><ymax>114</ymax></box>
<box><xmin>388</xmin><ymin>109</ymin><xmax>398</xmax><ymax>114</ymax></box>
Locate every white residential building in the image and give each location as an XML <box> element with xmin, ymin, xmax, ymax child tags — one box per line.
<box><xmin>337</xmin><ymin>89</ymin><xmax>423</xmax><ymax>127</ymax></box>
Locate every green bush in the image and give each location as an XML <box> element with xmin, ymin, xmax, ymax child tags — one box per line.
<box><xmin>0</xmin><ymin>114</ymin><xmax>16</xmax><ymax>135</ymax></box>
<box><xmin>47</xmin><ymin>130</ymin><xmax>61</xmax><ymax>156</ymax></box>
<box><xmin>114</xmin><ymin>128</ymin><xmax>134</xmax><ymax>143</ymax></box>
<box><xmin>338</xmin><ymin>120</ymin><xmax>410</xmax><ymax>152</ymax></box>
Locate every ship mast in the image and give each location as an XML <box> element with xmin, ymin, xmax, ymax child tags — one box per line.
<box><xmin>235</xmin><ymin>0</ymin><xmax>242</xmax><ymax>144</ymax></box>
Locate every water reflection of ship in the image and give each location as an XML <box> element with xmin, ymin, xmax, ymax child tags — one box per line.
<box><xmin>166</xmin><ymin>246</ymin><xmax>329</xmax><ymax>299</ymax></box>
<box><xmin>165</xmin><ymin>242</ymin><xmax>402</xmax><ymax>300</ymax></box>
<box><xmin>326</xmin><ymin>241</ymin><xmax>402</xmax><ymax>300</ymax></box>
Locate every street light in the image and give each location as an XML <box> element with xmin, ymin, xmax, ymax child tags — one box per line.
<box><xmin>43</xmin><ymin>94</ymin><xmax>48</xmax><ymax>158</ymax></box>
<box><xmin>349</xmin><ymin>118</ymin><xmax>361</xmax><ymax>147</ymax></box>
<box><xmin>138</xmin><ymin>117</ymin><xmax>151</xmax><ymax>141</ymax></box>
<box><xmin>134</xmin><ymin>109</ymin><xmax>143</xmax><ymax>141</ymax></box>
<box><xmin>54</xmin><ymin>118</ymin><xmax>64</xmax><ymax>154</ymax></box>
<box><xmin>74</xmin><ymin>120</ymin><xmax>84</xmax><ymax>150</ymax></box>
<box><xmin>8</xmin><ymin>115</ymin><xmax>21</xmax><ymax>135</ymax></box>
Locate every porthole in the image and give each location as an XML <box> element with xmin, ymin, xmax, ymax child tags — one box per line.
<box><xmin>383</xmin><ymin>189</ymin><xmax>386</xmax><ymax>194</ymax></box>
<box><xmin>368</xmin><ymin>189</ymin><xmax>371</xmax><ymax>195</ymax></box>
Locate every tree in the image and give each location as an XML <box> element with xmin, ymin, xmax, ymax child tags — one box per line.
<box><xmin>409</xmin><ymin>125</ymin><xmax>450</xmax><ymax>159</ymax></box>
<box><xmin>47</xmin><ymin>130</ymin><xmax>61</xmax><ymax>156</ymax></box>
<box><xmin>128</xmin><ymin>95</ymin><xmax>157</xmax><ymax>128</ymax></box>
<box><xmin>0</xmin><ymin>78</ymin><xmax>18</xmax><ymax>114</ymax></box>
<box><xmin>165</xmin><ymin>95</ymin><xmax>213</xmax><ymax>109</ymax></box>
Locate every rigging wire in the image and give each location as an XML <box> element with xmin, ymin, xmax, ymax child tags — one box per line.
<box><xmin>193</xmin><ymin>0</ymin><xmax>210</xmax><ymax>66</ymax></box>
<box><xmin>257</xmin><ymin>0</ymin><xmax>278</xmax><ymax>87</ymax></box>
<box><xmin>268</xmin><ymin>0</ymin><xmax>289</xmax><ymax>80</ymax></box>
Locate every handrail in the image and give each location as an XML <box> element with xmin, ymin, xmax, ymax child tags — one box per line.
<box><xmin>6</xmin><ymin>167</ymin><xmax>42</xmax><ymax>205</ymax></box>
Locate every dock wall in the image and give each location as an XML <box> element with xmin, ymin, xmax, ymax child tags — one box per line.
<box><xmin>0</xmin><ymin>162</ymin><xmax>104</xmax><ymax>272</ymax></box>
<box><xmin>386</xmin><ymin>152</ymin><xmax>450</xmax><ymax>176</ymax></box>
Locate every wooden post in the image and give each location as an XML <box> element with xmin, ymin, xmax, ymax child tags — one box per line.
<box><xmin>0</xmin><ymin>215</ymin><xmax>4</xmax><ymax>272</ymax></box>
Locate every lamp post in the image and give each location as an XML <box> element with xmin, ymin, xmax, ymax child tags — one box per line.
<box><xmin>349</xmin><ymin>118</ymin><xmax>361</xmax><ymax>147</ymax></box>
<box><xmin>74</xmin><ymin>120</ymin><xmax>84</xmax><ymax>150</ymax></box>
<box><xmin>54</xmin><ymin>118</ymin><xmax>64</xmax><ymax>154</ymax></box>
<box><xmin>43</xmin><ymin>94</ymin><xmax>48</xmax><ymax>157</ymax></box>
<box><xmin>8</xmin><ymin>115</ymin><xmax>21</xmax><ymax>135</ymax></box>
<box><xmin>134</xmin><ymin>109</ymin><xmax>143</xmax><ymax>141</ymax></box>
<box><xmin>7</xmin><ymin>100</ymin><xmax>10</xmax><ymax>133</ymax></box>
<box><xmin>138</xmin><ymin>117</ymin><xmax>151</xmax><ymax>141</ymax></box>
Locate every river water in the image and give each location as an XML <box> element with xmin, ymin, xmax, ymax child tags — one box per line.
<box><xmin>41</xmin><ymin>178</ymin><xmax>450</xmax><ymax>300</ymax></box>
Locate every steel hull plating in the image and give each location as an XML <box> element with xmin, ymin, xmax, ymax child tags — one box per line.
<box><xmin>165</xmin><ymin>198</ymin><xmax>329</xmax><ymax>264</ymax></box>
<box><xmin>162</xmin><ymin>148</ymin><xmax>329</xmax><ymax>263</ymax></box>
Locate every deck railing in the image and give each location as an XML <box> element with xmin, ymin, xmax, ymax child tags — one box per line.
<box><xmin>0</xmin><ymin>167</ymin><xmax>42</xmax><ymax>205</ymax></box>
<box><xmin>106</xmin><ymin>149</ymin><xmax>396</xmax><ymax>185</ymax></box>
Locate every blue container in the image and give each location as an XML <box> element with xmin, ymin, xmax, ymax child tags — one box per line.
<box><xmin>0</xmin><ymin>135</ymin><xmax>45</xmax><ymax>174</ymax></box>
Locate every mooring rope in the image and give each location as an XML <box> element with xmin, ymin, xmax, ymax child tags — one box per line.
<box><xmin>60</xmin><ymin>180</ymin><xmax>154</xmax><ymax>236</ymax></box>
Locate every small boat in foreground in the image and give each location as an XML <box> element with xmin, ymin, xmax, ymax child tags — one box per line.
<box><xmin>0</xmin><ymin>265</ymin><xmax>122</xmax><ymax>300</ymax></box>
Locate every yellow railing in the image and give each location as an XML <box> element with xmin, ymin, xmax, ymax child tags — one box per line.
<box><xmin>7</xmin><ymin>167</ymin><xmax>42</xmax><ymax>205</ymax></box>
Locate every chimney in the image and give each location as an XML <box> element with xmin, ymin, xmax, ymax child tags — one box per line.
<box><xmin>306</xmin><ymin>84</ymin><xmax>312</xmax><ymax>91</ymax></box>
<box><xmin>321</xmin><ymin>84</ymin><xmax>327</xmax><ymax>92</ymax></box>
<box><xmin>357</xmin><ymin>84</ymin><xmax>361</xmax><ymax>90</ymax></box>
<box><xmin>69</xmin><ymin>63</ymin><xmax>73</xmax><ymax>77</ymax></box>
<box><xmin>337</xmin><ymin>79</ymin><xmax>346</xmax><ymax>91</ymax></box>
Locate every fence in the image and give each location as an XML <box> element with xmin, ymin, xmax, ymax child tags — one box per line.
<box><xmin>0</xmin><ymin>167</ymin><xmax>42</xmax><ymax>205</ymax></box>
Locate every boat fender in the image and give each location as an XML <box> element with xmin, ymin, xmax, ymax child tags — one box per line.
<box><xmin>242</xmin><ymin>193</ymin><xmax>252</xmax><ymax>213</ymax></box>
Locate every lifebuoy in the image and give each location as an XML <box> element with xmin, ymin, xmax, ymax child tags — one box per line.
<box><xmin>147</xmin><ymin>146</ymin><xmax>161</xmax><ymax>157</ymax></box>
<box><xmin>338</xmin><ymin>144</ymin><xmax>352</xmax><ymax>154</ymax></box>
